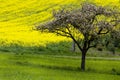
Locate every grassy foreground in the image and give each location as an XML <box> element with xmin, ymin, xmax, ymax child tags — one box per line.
<box><xmin>0</xmin><ymin>52</ymin><xmax>120</xmax><ymax>80</ymax></box>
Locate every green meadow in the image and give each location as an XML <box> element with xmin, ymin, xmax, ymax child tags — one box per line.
<box><xmin>0</xmin><ymin>53</ymin><xmax>120</xmax><ymax>80</ymax></box>
<box><xmin>0</xmin><ymin>0</ymin><xmax>120</xmax><ymax>80</ymax></box>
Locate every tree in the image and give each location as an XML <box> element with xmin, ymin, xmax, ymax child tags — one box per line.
<box><xmin>36</xmin><ymin>3</ymin><xmax>120</xmax><ymax>71</ymax></box>
<box><xmin>71</xmin><ymin>40</ymin><xmax>76</xmax><ymax>52</ymax></box>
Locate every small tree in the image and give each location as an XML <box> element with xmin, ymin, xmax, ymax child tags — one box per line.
<box><xmin>36</xmin><ymin>3</ymin><xmax>120</xmax><ymax>71</ymax></box>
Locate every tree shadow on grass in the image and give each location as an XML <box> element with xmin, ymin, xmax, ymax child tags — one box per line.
<box><xmin>15</xmin><ymin>61</ymin><xmax>80</xmax><ymax>71</ymax></box>
<box><xmin>15</xmin><ymin>61</ymin><xmax>120</xmax><ymax>75</ymax></box>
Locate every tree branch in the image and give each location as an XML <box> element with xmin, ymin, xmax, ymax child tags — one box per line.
<box><xmin>88</xmin><ymin>44</ymin><xmax>96</xmax><ymax>49</ymax></box>
<box><xmin>55</xmin><ymin>32</ymin><xmax>71</xmax><ymax>37</ymax></box>
<box><xmin>99</xmin><ymin>30</ymin><xmax>109</xmax><ymax>34</ymax></box>
<box><xmin>55</xmin><ymin>28</ymin><xmax>70</xmax><ymax>35</ymax></box>
<box><xmin>97</xmin><ymin>29</ymin><xmax>109</xmax><ymax>35</ymax></box>
<box><xmin>66</xmin><ymin>26</ymin><xmax>83</xmax><ymax>51</ymax></box>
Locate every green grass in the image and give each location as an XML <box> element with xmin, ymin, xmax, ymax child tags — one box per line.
<box><xmin>0</xmin><ymin>53</ymin><xmax>120</xmax><ymax>80</ymax></box>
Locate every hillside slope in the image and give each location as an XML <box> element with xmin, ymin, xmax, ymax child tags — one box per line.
<box><xmin>0</xmin><ymin>0</ymin><xmax>119</xmax><ymax>46</ymax></box>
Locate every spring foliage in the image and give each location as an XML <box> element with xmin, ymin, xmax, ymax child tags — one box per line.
<box><xmin>37</xmin><ymin>3</ymin><xmax>120</xmax><ymax>70</ymax></box>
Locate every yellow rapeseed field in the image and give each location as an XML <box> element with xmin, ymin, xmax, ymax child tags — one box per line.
<box><xmin>0</xmin><ymin>0</ymin><xmax>119</xmax><ymax>46</ymax></box>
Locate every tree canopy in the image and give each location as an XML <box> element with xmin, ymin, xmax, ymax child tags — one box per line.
<box><xmin>36</xmin><ymin>3</ymin><xmax>120</xmax><ymax>70</ymax></box>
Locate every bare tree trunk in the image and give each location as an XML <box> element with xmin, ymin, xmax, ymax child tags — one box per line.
<box><xmin>71</xmin><ymin>41</ymin><xmax>76</xmax><ymax>52</ymax></box>
<box><xmin>81</xmin><ymin>50</ymin><xmax>86</xmax><ymax>71</ymax></box>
